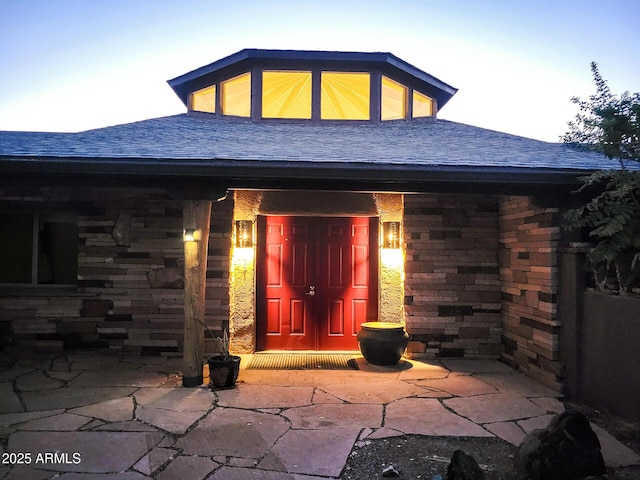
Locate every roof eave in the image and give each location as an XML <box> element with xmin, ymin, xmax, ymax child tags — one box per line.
<box><xmin>0</xmin><ymin>155</ymin><xmax>587</xmax><ymax>192</ymax></box>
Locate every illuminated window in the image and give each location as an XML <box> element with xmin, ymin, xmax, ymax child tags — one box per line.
<box><xmin>321</xmin><ymin>72</ymin><xmax>370</xmax><ymax>120</ymax></box>
<box><xmin>222</xmin><ymin>73</ymin><xmax>251</xmax><ymax>117</ymax></box>
<box><xmin>262</xmin><ymin>71</ymin><xmax>312</xmax><ymax>119</ymax></box>
<box><xmin>412</xmin><ymin>91</ymin><xmax>434</xmax><ymax>118</ymax></box>
<box><xmin>190</xmin><ymin>85</ymin><xmax>216</xmax><ymax>113</ymax></box>
<box><xmin>381</xmin><ymin>76</ymin><xmax>407</xmax><ymax>121</ymax></box>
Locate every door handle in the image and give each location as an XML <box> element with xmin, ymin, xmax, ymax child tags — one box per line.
<box><xmin>305</xmin><ymin>286</ymin><xmax>316</xmax><ymax>296</ymax></box>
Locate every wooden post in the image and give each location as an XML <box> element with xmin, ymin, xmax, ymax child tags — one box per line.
<box><xmin>182</xmin><ymin>200</ymin><xmax>212</xmax><ymax>387</ymax></box>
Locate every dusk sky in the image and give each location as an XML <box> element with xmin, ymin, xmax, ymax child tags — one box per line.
<box><xmin>1</xmin><ymin>0</ymin><xmax>638</xmax><ymax>142</ymax></box>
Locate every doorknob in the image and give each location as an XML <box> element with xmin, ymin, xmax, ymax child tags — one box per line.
<box><xmin>305</xmin><ymin>286</ymin><xmax>316</xmax><ymax>296</ymax></box>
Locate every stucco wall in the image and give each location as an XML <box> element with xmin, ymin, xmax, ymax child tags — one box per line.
<box><xmin>229</xmin><ymin>190</ymin><xmax>405</xmax><ymax>352</ymax></box>
<box><xmin>403</xmin><ymin>194</ymin><xmax>502</xmax><ymax>358</ymax></box>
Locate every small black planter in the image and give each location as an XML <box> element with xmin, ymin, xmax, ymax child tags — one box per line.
<box><xmin>208</xmin><ymin>355</ymin><xmax>241</xmax><ymax>389</ymax></box>
<box><xmin>357</xmin><ymin>321</ymin><xmax>409</xmax><ymax>366</ymax></box>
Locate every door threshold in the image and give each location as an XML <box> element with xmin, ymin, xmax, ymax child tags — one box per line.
<box><xmin>255</xmin><ymin>350</ymin><xmax>360</xmax><ymax>355</ymax></box>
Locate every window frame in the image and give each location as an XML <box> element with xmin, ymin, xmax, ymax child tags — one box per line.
<box><xmin>0</xmin><ymin>212</ymin><xmax>78</xmax><ymax>288</ymax></box>
<box><xmin>187</xmin><ymin>68</ymin><xmax>436</xmax><ymax>122</ymax></box>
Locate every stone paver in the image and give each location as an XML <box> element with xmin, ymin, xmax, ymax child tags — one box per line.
<box><xmin>0</xmin><ymin>383</ymin><xmax>24</xmax><ymax>413</ymax></box>
<box><xmin>209</xmin><ymin>466</ymin><xmax>330</xmax><ymax>479</ymax></box>
<box><xmin>56</xmin><ymin>472</ymin><xmax>150</xmax><ymax>479</ymax></box>
<box><xmin>409</xmin><ymin>375</ymin><xmax>498</xmax><ymax>397</ymax></box>
<box><xmin>136</xmin><ymin>406</ymin><xmax>205</xmax><ymax>435</ymax></box>
<box><xmin>8</xmin><ymin>431</ymin><xmax>163</xmax><ymax>473</ymax></box>
<box><xmin>517</xmin><ymin>413</ymin><xmax>556</xmax><ymax>433</ymax></box>
<box><xmin>385</xmin><ymin>398</ymin><xmax>493</xmax><ymax>437</ymax></box>
<box><xmin>484</xmin><ymin>421</ymin><xmax>527</xmax><ymax>446</ymax></box>
<box><xmin>16</xmin><ymin>413</ymin><xmax>90</xmax><ymax>431</ymax></box>
<box><xmin>176</xmin><ymin>407</ymin><xmax>290</xmax><ymax>458</ymax></box>
<box><xmin>69</xmin><ymin>396</ymin><xmax>135</xmax><ymax>422</ymax></box>
<box><xmin>133</xmin><ymin>447</ymin><xmax>176</xmax><ymax>476</ymax></box>
<box><xmin>134</xmin><ymin>386</ymin><xmax>214</xmax><ymax>411</ymax></box>
<box><xmin>530</xmin><ymin>396</ymin><xmax>565</xmax><ymax>413</ymax></box>
<box><xmin>311</xmin><ymin>388</ymin><xmax>344</xmax><ymax>404</ymax></box>
<box><xmin>440</xmin><ymin>358</ymin><xmax>515</xmax><ymax>373</ymax></box>
<box><xmin>2</xmin><ymin>353</ymin><xmax>638</xmax><ymax>478</ymax></box>
<box><xmin>0</xmin><ymin>409</ymin><xmax>65</xmax><ymax>426</ymax></box>
<box><xmin>283</xmin><ymin>403</ymin><xmax>383</xmax><ymax>429</ymax></box>
<box><xmin>216</xmin><ymin>384</ymin><xmax>314</xmax><ymax>408</ymax></box>
<box><xmin>68</xmin><ymin>369</ymin><xmax>167</xmax><ymax>388</ymax></box>
<box><xmin>156</xmin><ymin>455</ymin><xmax>218</xmax><ymax>480</ymax></box>
<box><xmin>14</xmin><ymin>370</ymin><xmax>65</xmax><ymax>392</ymax></box>
<box><xmin>475</xmin><ymin>373</ymin><xmax>561</xmax><ymax>397</ymax></box>
<box><xmin>21</xmin><ymin>387</ymin><xmax>136</xmax><ymax>410</ymax></box>
<box><xmin>319</xmin><ymin>380</ymin><xmax>425</xmax><ymax>404</ymax></box>
<box><xmin>259</xmin><ymin>428</ymin><xmax>360</xmax><ymax>477</ymax></box>
<box><xmin>1</xmin><ymin>466</ymin><xmax>54</xmax><ymax>479</ymax></box>
<box><xmin>591</xmin><ymin>424</ymin><xmax>640</xmax><ymax>468</ymax></box>
<box><xmin>396</xmin><ymin>360</ymin><xmax>450</xmax><ymax>380</ymax></box>
<box><xmin>444</xmin><ymin>393</ymin><xmax>548</xmax><ymax>424</ymax></box>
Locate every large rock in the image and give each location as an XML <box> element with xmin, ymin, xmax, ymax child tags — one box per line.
<box><xmin>516</xmin><ymin>412</ymin><xmax>606</xmax><ymax>480</ymax></box>
<box><xmin>447</xmin><ymin>449</ymin><xmax>485</xmax><ymax>480</ymax></box>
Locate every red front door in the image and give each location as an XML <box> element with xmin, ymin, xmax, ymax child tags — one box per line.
<box><xmin>257</xmin><ymin>216</ymin><xmax>378</xmax><ymax>350</ymax></box>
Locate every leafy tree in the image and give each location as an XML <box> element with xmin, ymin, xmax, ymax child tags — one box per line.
<box><xmin>563</xmin><ymin>62</ymin><xmax>640</xmax><ymax>294</ymax></box>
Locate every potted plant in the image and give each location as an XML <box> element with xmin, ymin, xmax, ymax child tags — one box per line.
<box><xmin>207</xmin><ymin>329</ymin><xmax>241</xmax><ymax>389</ymax></box>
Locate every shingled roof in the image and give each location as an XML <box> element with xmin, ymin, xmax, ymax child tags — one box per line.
<box><xmin>0</xmin><ymin>113</ymin><xmax>615</xmax><ymax>188</ymax></box>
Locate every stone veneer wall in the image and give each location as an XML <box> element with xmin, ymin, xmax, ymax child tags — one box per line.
<box><xmin>0</xmin><ymin>187</ymin><xmax>232</xmax><ymax>355</ymax></box>
<box><xmin>499</xmin><ymin>196</ymin><xmax>562</xmax><ymax>390</ymax></box>
<box><xmin>403</xmin><ymin>194</ymin><xmax>502</xmax><ymax>358</ymax></box>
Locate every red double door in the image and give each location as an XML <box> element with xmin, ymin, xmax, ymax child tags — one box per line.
<box><xmin>257</xmin><ymin>216</ymin><xmax>378</xmax><ymax>351</ymax></box>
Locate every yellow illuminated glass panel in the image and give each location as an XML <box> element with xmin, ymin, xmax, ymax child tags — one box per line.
<box><xmin>222</xmin><ymin>72</ymin><xmax>251</xmax><ymax>117</ymax></box>
<box><xmin>412</xmin><ymin>91</ymin><xmax>434</xmax><ymax>118</ymax></box>
<box><xmin>262</xmin><ymin>71</ymin><xmax>312</xmax><ymax>119</ymax></box>
<box><xmin>381</xmin><ymin>76</ymin><xmax>407</xmax><ymax>121</ymax></box>
<box><xmin>321</xmin><ymin>72</ymin><xmax>370</xmax><ymax>120</ymax></box>
<box><xmin>190</xmin><ymin>85</ymin><xmax>216</xmax><ymax>113</ymax></box>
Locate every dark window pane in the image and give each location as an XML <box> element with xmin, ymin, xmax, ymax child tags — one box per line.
<box><xmin>38</xmin><ymin>216</ymin><xmax>78</xmax><ymax>285</ymax></box>
<box><xmin>0</xmin><ymin>214</ymin><xmax>34</xmax><ymax>283</ymax></box>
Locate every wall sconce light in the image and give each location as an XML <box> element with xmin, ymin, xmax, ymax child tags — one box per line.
<box><xmin>235</xmin><ymin>220</ymin><xmax>254</xmax><ymax>248</ymax></box>
<box><xmin>183</xmin><ymin>228</ymin><xmax>196</xmax><ymax>242</ymax></box>
<box><xmin>383</xmin><ymin>221</ymin><xmax>401</xmax><ymax>249</ymax></box>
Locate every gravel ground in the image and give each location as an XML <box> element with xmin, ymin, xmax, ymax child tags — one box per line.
<box><xmin>341</xmin><ymin>435</ymin><xmax>518</xmax><ymax>480</ymax></box>
<box><xmin>340</xmin><ymin>403</ymin><xmax>640</xmax><ymax>480</ymax></box>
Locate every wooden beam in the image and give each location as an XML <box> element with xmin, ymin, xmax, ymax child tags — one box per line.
<box><xmin>182</xmin><ymin>199</ymin><xmax>212</xmax><ymax>387</ymax></box>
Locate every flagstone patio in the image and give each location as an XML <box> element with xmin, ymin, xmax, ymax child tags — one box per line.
<box><xmin>0</xmin><ymin>350</ymin><xmax>637</xmax><ymax>479</ymax></box>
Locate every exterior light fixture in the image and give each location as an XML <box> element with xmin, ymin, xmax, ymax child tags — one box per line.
<box><xmin>383</xmin><ymin>221</ymin><xmax>401</xmax><ymax>249</ymax></box>
<box><xmin>184</xmin><ymin>228</ymin><xmax>196</xmax><ymax>242</ymax></box>
<box><xmin>235</xmin><ymin>220</ymin><xmax>253</xmax><ymax>248</ymax></box>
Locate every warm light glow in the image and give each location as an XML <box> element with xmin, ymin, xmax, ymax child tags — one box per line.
<box><xmin>222</xmin><ymin>73</ymin><xmax>251</xmax><ymax>117</ymax></box>
<box><xmin>321</xmin><ymin>72</ymin><xmax>370</xmax><ymax>120</ymax></box>
<box><xmin>380</xmin><ymin>248</ymin><xmax>403</xmax><ymax>269</ymax></box>
<box><xmin>190</xmin><ymin>85</ymin><xmax>216</xmax><ymax>113</ymax></box>
<box><xmin>412</xmin><ymin>90</ymin><xmax>434</xmax><ymax>117</ymax></box>
<box><xmin>381</xmin><ymin>76</ymin><xmax>407</xmax><ymax>120</ymax></box>
<box><xmin>383</xmin><ymin>221</ymin><xmax>401</xmax><ymax>249</ymax></box>
<box><xmin>235</xmin><ymin>220</ymin><xmax>254</xmax><ymax>248</ymax></box>
<box><xmin>262</xmin><ymin>71</ymin><xmax>312</xmax><ymax>119</ymax></box>
<box><xmin>233</xmin><ymin>245</ymin><xmax>255</xmax><ymax>264</ymax></box>
<box><xmin>183</xmin><ymin>229</ymin><xmax>196</xmax><ymax>242</ymax></box>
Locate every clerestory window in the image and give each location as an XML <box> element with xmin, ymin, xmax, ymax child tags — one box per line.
<box><xmin>221</xmin><ymin>72</ymin><xmax>251</xmax><ymax>117</ymax></box>
<box><xmin>188</xmin><ymin>69</ymin><xmax>434</xmax><ymax>122</ymax></box>
<box><xmin>262</xmin><ymin>71</ymin><xmax>312</xmax><ymax>119</ymax></box>
<box><xmin>320</xmin><ymin>72</ymin><xmax>370</xmax><ymax>120</ymax></box>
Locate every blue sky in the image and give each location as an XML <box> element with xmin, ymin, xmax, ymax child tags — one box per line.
<box><xmin>0</xmin><ymin>0</ymin><xmax>638</xmax><ymax>142</ymax></box>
